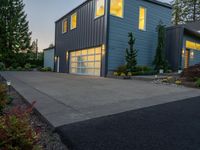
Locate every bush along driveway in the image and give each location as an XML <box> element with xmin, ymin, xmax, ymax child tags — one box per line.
<box><xmin>0</xmin><ymin>80</ymin><xmax>67</xmax><ymax>150</ymax></box>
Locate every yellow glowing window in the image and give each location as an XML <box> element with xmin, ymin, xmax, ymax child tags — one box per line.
<box><xmin>110</xmin><ymin>0</ymin><xmax>124</xmax><ymax>18</ymax></box>
<box><xmin>71</xmin><ymin>13</ymin><xmax>77</xmax><ymax>30</ymax></box>
<box><xmin>186</xmin><ymin>41</ymin><xmax>200</xmax><ymax>50</ymax></box>
<box><xmin>62</xmin><ymin>19</ymin><xmax>68</xmax><ymax>33</ymax></box>
<box><xmin>95</xmin><ymin>0</ymin><xmax>105</xmax><ymax>18</ymax></box>
<box><xmin>139</xmin><ymin>7</ymin><xmax>147</xmax><ymax>31</ymax></box>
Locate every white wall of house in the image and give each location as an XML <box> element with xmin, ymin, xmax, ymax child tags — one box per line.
<box><xmin>44</xmin><ymin>48</ymin><xmax>54</xmax><ymax>70</ymax></box>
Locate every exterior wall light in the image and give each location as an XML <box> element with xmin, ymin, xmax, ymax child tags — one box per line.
<box><xmin>54</xmin><ymin>56</ymin><xmax>57</xmax><ymax>61</ymax></box>
<box><xmin>102</xmin><ymin>44</ymin><xmax>105</xmax><ymax>55</ymax></box>
<box><xmin>190</xmin><ymin>51</ymin><xmax>194</xmax><ymax>59</ymax></box>
<box><xmin>182</xmin><ymin>49</ymin><xmax>185</xmax><ymax>57</ymax></box>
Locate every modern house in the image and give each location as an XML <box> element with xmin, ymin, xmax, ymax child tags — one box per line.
<box><xmin>43</xmin><ymin>47</ymin><xmax>55</xmax><ymax>70</ymax></box>
<box><xmin>166</xmin><ymin>22</ymin><xmax>200</xmax><ymax>70</ymax></box>
<box><xmin>54</xmin><ymin>0</ymin><xmax>172</xmax><ymax>76</ymax></box>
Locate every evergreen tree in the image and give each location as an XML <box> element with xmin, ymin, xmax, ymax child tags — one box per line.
<box><xmin>0</xmin><ymin>0</ymin><xmax>31</xmax><ymax>66</ymax></box>
<box><xmin>172</xmin><ymin>0</ymin><xmax>200</xmax><ymax>24</ymax></box>
<box><xmin>171</xmin><ymin>0</ymin><xmax>185</xmax><ymax>25</ymax></box>
<box><xmin>125</xmin><ymin>33</ymin><xmax>137</xmax><ymax>72</ymax></box>
<box><xmin>183</xmin><ymin>0</ymin><xmax>200</xmax><ymax>22</ymax></box>
<box><xmin>153</xmin><ymin>21</ymin><xmax>168</xmax><ymax>71</ymax></box>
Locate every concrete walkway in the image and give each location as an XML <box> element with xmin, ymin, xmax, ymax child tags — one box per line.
<box><xmin>1</xmin><ymin>71</ymin><xmax>200</xmax><ymax>128</ymax></box>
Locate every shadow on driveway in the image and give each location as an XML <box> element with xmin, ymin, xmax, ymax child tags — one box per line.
<box><xmin>56</xmin><ymin>96</ymin><xmax>200</xmax><ymax>150</ymax></box>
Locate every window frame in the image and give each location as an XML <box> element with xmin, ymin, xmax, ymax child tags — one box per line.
<box><xmin>95</xmin><ymin>0</ymin><xmax>105</xmax><ymax>19</ymax></box>
<box><xmin>62</xmin><ymin>19</ymin><xmax>68</xmax><ymax>34</ymax></box>
<box><xmin>110</xmin><ymin>0</ymin><xmax>124</xmax><ymax>18</ymax></box>
<box><xmin>138</xmin><ymin>6</ymin><xmax>147</xmax><ymax>31</ymax></box>
<box><xmin>70</xmin><ymin>12</ymin><xmax>77</xmax><ymax>30</ymax></box>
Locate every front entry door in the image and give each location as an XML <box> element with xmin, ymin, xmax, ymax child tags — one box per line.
<box><xmin>184</xmin><ymin>49</ymin><xmax>190</xmax><ymax>68</ymax></box>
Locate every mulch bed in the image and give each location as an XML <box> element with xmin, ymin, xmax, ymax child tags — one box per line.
<box><xmin>4</xmin><ymin>86</ymin><xmax>68</xmax><ymax>150</ymax></box>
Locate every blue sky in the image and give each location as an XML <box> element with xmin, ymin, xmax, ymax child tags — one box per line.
<box><xmin>24</xmin><ymin>0</ymin><xmax>170</xmax><ymax>51</ymax></box>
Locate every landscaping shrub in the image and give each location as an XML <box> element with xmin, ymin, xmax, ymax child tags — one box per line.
<box><xmin>16</xmin><ymin>66</ymin><xmax>24</xmax><ymax>71</ymax></box>
<box><xmin>11</xmin><ymin>63</ymin><xmax>20</xmax><ymax>69</ymax></box>
<box><xmin>0</xmin><ymin>62</ymin><xmax>5</xmax><ymax>71</ymax></box>
<box><xmin>113</xmin><ymin>72</ymin><xmax>119</xmax><ymax>76</ymax></box>
<box><xmin>24</xmin><ymin>63</ymin><xmax>32</xmax><ymax>71</ymax></box>
<box><xmin>120</xmin><ymin>73</ymin><xmax>126</xmax><ymax>77</ymax></box>
<box><xmin>0</xmin><ymin>102</ymin><xmax>41</xmax><ymax>150</ymax></box>
<box><xmin>0</xmin><ymin>84</ymin><xmax>8</xmax><ymax>114</ymax></box>
<box><xmin>195</xmin><ymin>78</ymin><xmax>200</xmax><ymax>88</ymax></box>
<box><xmin>181</xmin><ymin>63</ymin><xmax>200</xmax><ymax>81</ymax></box>
<box><xmin>40</xmin><ymin>67</ymin><xmax>52</xmax><ymax>72</ymax></box>
<box><xmin>116</xmin><ymin>65</ymin><xmax>127</xmax><ymax>74</ymax></box>
<box><xmin>7</xmin><ymin>66</ymin><xmax>14</xmax><ymax>71</ymax></box>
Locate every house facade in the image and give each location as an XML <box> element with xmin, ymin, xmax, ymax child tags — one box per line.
<box><xmin>55</xmin><ymin>0</ymin><xmax>172</xmax><ymax>76</ymax></box>
<box><xmin>166</xmin><ymin>22</ymin><xmax>200</xmax><ymax>70</ymax></box>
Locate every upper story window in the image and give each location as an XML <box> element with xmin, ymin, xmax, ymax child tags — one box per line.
<box><xmin>95</xmin><ymin>0</ymin><xmax>105</xmax><ymax>18</ymax></box>
<box><xmin>71</xmin><ymin>12</ymin><xmax>77</xmax><ymax>30</ymax></box>
<box><xmin>110</xmin><ymin>0</ymin><xmax>124</xmax><ymax>18</ymax></box>
<box><xmin>62</xmin><ymin>19</ymin><xmax>68</xmax><ymax>33</ymax></box>
<box><xmin>138</xmin><ymin>6</ymin><xmax>147</xmax><ymax>31</ymax></box>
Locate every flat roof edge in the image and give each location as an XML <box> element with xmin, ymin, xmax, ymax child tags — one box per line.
<box><xmin>55</xmin><ymin>0</ymin><xmax>172</xmax><ymax>23</ymax></box>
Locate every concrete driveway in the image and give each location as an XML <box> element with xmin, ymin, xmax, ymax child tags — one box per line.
<box><xmin>1</xmin><ymin>71</ymin><xmax>200</xmax><ymax>127</ymax></box>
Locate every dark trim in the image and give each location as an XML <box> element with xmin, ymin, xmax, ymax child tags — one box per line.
<box><xmin>55</xmin><ymin>0</ymin><xmax>172</xmax><ymax>23</ymax></box>
<box><xmin>178</xmin><ymin>27</ymin><xmax>184</xmax><ymax>70</ymax></box>
<box><xmin>143</xmin><ymin>0</ymin><xmax>172</xmax><ymax>9</ymax></box>
<box><xmin>55</xmin><ymin>0</ymin><xmax>90</xmax><ymax>23</ymax></box>
<box><xmin>43</xmin><ymin>47</ymin><xmax>55</xmax><ymax>51</ymax></box>
<box><xmin>184</xmin><ymin>28</ymin><xmax>200</xmax><ymax>38</ymax></box>
<box><xmin>104</xmin><ymin>0</ymin><xmax>110</xmax><ymax>77</ymax></box>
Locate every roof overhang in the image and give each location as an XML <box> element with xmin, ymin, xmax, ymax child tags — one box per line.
<box><xmin>184</xmin><ymin>27</ymin><xmax>200</xmax><ymax>38</ymax></box>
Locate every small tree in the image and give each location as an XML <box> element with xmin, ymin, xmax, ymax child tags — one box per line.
<box><xmin>125</xmin><ymin>32</ymin><xmax>137</xmax><ymax>72</ymax></box>
<box><xmin>153</xmin><ymin>21</ymin><xmax>168</xmax><ymax>71</ymax></box>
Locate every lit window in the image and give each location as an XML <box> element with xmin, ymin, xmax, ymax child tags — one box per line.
<box><xmin>62</xmin><ymin>19</ymin><xmax>68</xmax><ymax>33</ymax></box>
<box><xmin>186</xmin><ymin>41</ymin><xmax>200</xmax><ymax>51</ymax></box>
<box><xmin>110</xmin><ymin>0</ymin><xmax>124</xmax><ymax>18</ymax></box>
<box><xmin>95</xmin><ymin>0</ymin><xmax>105</xmax><ymax>18</ymax></box>
<box><xmin>139</xmin><ymin>7</ymin><xmax>147</xmax><ymax>31</ymax></box>
<box><xmin>71</xmin><ymin>13</ymin><xmax>77</xmax><ymax>30</ymax></box>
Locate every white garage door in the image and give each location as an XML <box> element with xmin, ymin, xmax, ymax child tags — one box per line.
<box><xmin>70</xmin><ymin>46</ymin><xmax>102</xmax><ymax>76</ymax></box>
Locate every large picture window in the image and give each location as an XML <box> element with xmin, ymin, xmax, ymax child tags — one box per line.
<box><xmin>71</xmin><ymin>12</ymin><xmax>77</xmax><ymax>30</ymax></box>
<box><xmin>138</xmin><ymin>7</ymin><xmax>147</xmax><ymax>31</ymax></box>
<box><xmin>110</xmin><ymin>0</ymin><xmax>124</xmax><ymax>18</ymax></box>
<box><xmin>62</xmin><ymin>19</ymin><xmax>68</xmax><ymax>33</ymax></box>
<box><xmin>95</xmin><ymin>0</ymin><xmax>105</xmax><ymax>18</ymax></box>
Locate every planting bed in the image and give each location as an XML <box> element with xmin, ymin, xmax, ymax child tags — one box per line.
<box><xmin>2</xmin><ymin>84</ymin><xmax>68</xmax><ymax>150</ymax></box>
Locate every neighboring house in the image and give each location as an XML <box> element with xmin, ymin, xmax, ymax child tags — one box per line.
<box><xmin>43</xmin><ymin>47</ymin><xmax>55</xmax><ymax>70</ymax></box>
<box><xmin>166</xmin><ymin>22</ymin><xmax>200</xmax><ymax>70</ymax></box>
<box><xmin>55</xmin><ymin>0</ymin><xmax>172</xmax><ymax>76</ymax></box>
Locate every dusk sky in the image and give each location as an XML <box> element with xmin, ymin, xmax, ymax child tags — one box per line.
<box><xmin>24</xmin><ymin>0</ymin><xmax>171</xmax><ymax>52</ymax></box>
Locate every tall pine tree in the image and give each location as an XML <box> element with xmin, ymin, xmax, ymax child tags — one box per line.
<box><xmin>125</xmin><ymin>33</ymin><xmax>137</xmax><ymax>72</ymax></box>
<box><xmin>183</xmin><ymin>0</ymin><xmax>200</xmax><ymax>22</ymax></box>
<box><xmin>0</xmin><ymin>0</ymin><xmax>31</xmax><ymax>67</ymax></box>
<box><xmin>153</xmin><ymin>21</ymin><xmax>168</xmax><ymax>71</ymax></box>
<box><xmin>171</xmin><ymin>0</ymin><xmax>185</xmax><ymax>25</ymax></box>
<box><xmin>172</xmin><ymin>0</ymin><xmax>200</xmax><ymax>24</ymax></box>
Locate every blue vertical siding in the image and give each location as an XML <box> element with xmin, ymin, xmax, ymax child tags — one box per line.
<box><xmin>44</xmin><ymin>48</ymin><xmax>55</xmax><ymax>70</ymax></box>
<box><xmin>107</xmin><ymin>0</ymin><xmax>172</xmax><ymax>71</ymax></box>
